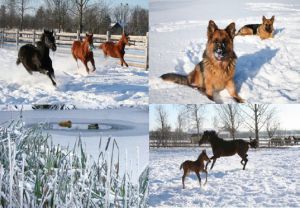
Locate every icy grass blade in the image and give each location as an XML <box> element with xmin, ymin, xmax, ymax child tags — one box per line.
<box><xmin>0</xmin><ymin>120</ymin><xmax>149</xmax><ymax>207</ymax></box>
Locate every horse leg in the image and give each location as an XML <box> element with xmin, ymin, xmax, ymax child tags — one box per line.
<box><xmin>91</xmin><ymin>57</ymin><xmax>96</xmax><ymax>72</ymax></box>
<box><xmin>210</xmin><ymin>156</ymin><xmax>217</xmax><ymax>170</ymax></box>
<box><xmin>195</xmin><ymin>172</ymin><xmax>201</xmax><ymax>188</ymax></box>
<box><xmin>84</xmin><ymin>60</ymin><xmax>90</xmax><ymax>74</ymax></box>
<box><xmin>243</xmin><ymin>155</ymin><xmax>248</xmax><ymax>170</ymax></box>
<box><xmin>47</xmin><ymin>71</ymin><xmax>57</xmax><ymax>86</ymax></box>
<box><xmin>203</xmin><ymin>169</ymin><xmax>208</xmax><ymax>185</ymax></box>
<box><xmin>121</xmin><ymin>56</ymin><xmax>128</xmax><ymax>67</ymax></box>
<box><xmin>182</xmin><ymin>171</ymin><xmax>186</xmax><ymax>189</ymax></box>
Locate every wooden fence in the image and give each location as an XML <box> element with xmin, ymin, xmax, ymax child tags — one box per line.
<box><xmin>150</xmin><ymin>137</ymin><xmax>300</xmax><ymax>148</ymax></box>
<box><xmin>0</xmin><ymin>29</ymin><xmax>149</xmax><ymax>69</ymax></box>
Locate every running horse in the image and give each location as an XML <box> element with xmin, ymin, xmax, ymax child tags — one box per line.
<box><xmin>72</xmin><ymin>33</ymin><xmax>96</xmax><ymax>73</ymax></box>
<box><xmin>16</xmin><ymin>30</ymin><xmax>57</xmax><ymax>86</ymax></box>
<box><xmin>199</xmin><ymin>130</ymin><xmax>258</xmax><ymax>170</ymax></box>
<box><xmin>99</xmin><ymin>32</ymin><xmax>130</xmax><ymax>67</ymax></box>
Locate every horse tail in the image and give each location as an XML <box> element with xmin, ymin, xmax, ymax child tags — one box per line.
<box><xmin>180</xmin><ymin>162</ymin><xmax>184</xmax><ymax>170</ymax></box>
<box><xmin>249</xmin><ymin>139</ymin><xmax>258</xmax><ymax>148</ymax></box>
<box><xmin>16</xmin><ymin>57</ymin><xmax>21</xmax><ymax>65</ymax></box>
<box><xmin>161</xmin><ymin>73</ymin><xmax>188</xmax><ymax>85</ymax></box>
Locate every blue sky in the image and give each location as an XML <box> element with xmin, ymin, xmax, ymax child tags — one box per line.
<box><xmin>149</xmin><ymin>104</ymin><xmax>300</xmax><ymax>131</ymax></box>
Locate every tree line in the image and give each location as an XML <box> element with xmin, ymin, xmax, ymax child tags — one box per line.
<box><xmin>153</xmin><ymin>104</ymin><xmax>281</xmax><ymax>147</ymax></box>
<box><xmin>0</xmin><ymin>0</ymin><xmax>148</xmax><ymax>35</ymax></box>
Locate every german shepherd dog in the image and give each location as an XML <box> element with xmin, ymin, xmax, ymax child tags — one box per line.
<box><xmin>161</xmin><ymin>20</ymin><xmax>244</xmax><ymax>103</ymax></box>
<box><xmin>236</xmin><ymin>16</ymin><xmax>275</xmax><ymax>39</ymax></box>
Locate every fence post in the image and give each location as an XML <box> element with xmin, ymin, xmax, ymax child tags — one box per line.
<box><xmin>145</xmin><ymin>32</ymin><xmax>149</xmax><ymax>70</ymax></box>
<box><xmin>76</xmin><ymin>30</ymin><xmax>80</xmax><ymax>40</ymax></box>
<box><xmin>106</xmin><ymin>31</ymin><xmax>111</xmax><ymax>41</ymax></box>
<box><xmin>33</xmin><ymin>29</ymin><xmax>36</xmax><ymax>45</ymax></box>
<box><xmin>16</xmin><ymin>29</ymin><xmax>19</xmax><ymax>47</ymax></box>
<box><xmin>0</xmin><ymin>29</ymin><xmax>3</xmax><ymax>47</ymax></box>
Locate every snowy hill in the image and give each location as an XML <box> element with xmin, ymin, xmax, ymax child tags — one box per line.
<box><xmin>149</xmin><ymin>0</ymin><xmax>300</xmax><ymax>103</ymax></box>
<box><xmin>0</xmin><ymin>44</ymin><xmax>148</xmax><ymax>109</ymax></box>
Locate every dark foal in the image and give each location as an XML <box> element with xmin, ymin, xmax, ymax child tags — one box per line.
<box><xmin>72</xmin><ymin>33</ymin><xmax>96</xmax><ymax>73</ymax></box>
<box><xmin>99</xmin><ymin>32</ymin><xmax>130</xmax><ymax>67</ymax></box>
<box><xmin>16</xmin><ymin>30</ymin><xmax>57</xmax><ymax>86</ymax></box>
<box><xmin>199</xmin><ymin>130</ymin><xmax>258</xmax><ymax>170</ymax></box>
<box><xmin>180</xmin><ymin>150</ymin><xmax>211</xmax><ymax>189</ymax></box>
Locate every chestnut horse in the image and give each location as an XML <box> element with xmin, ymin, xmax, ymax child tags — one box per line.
<box><xmin>180</xmin><ymin>149</ymin><xmax>211</xmax><ymax>189</ymax></box>
<box><xmin>72</xmin><ymin>33</ymin><xmax>96</xmax><ymax>73</ymax></box>
<box><xmin>99</xmin><ymin>33</ymin><xmax>130</xmax><ymax>67</ymax></box>
<box><xmin>199</xmin><ymin>131</ymin><xmax>258</xmax><ymax>170</ymax></box>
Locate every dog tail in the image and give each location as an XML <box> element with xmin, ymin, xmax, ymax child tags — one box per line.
<box><xmin>249</xmin><ymin>139</ymin><xmax>258</xmax><ymax>148</ymax></box>
<box><xmin>161</xmin><ymin>73</ymin><xmax>188</xmax><ymax>85</ymax></box>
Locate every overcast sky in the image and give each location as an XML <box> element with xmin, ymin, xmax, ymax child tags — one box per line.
<box><xmin>149</xmin><ymin>104</ymin><xmax>300</xmax><ymax>131</ymax></box>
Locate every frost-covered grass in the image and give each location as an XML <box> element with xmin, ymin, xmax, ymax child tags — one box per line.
<box><xmin>0</xmin><ymin>120</ymin><xmax>148</xmax><ymax>207</ymax></box>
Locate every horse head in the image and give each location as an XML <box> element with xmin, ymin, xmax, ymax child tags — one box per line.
<box><xmin>201</xmin><ymin>149</ymin><xmax>211</xmax><ymax>162</ymax></box>
<box><xmin>43</xmin><ymin>29</ymin><xmax>57</xmax><ymax>51</ymax></box>
<box><xmin>122</xmin><ymin>32</ymin><xmax>130</xmax><ymax>46</ymax></box>
<box><xmin>85</xmin><ymin>33</ymin><xmax>95</xmax><ymax>52</ymax></box>
<box><xmin>199</xmin><ymin>130</ymin><xmax>216</xmax><ymax>146</ymax></box>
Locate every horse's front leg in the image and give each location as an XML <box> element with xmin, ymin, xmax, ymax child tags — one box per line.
<box><xmin>84</xmin><ymin>60</ymin><xmax>90</xmax><ymax>74</ymax></box>
<box><xmin>210</xmin><ymin>156</ymin><xmax>218</xmax><ymax>170</ymax></box>
<box><xmin>120</xmin><ymin>55</ymin><xmax>128</xmax><ymax>67</ymax></box>
<box><xmin>91</xmin><ymin>57</ymin><xmax>96</xmax><ymax>72</ymax></box>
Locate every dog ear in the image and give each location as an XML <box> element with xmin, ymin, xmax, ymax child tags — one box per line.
<box><xmin>207</xmin><ymin>20</ymin><xmax>218</xmax><ymax>39</ymax></box>
<box><xmin>225</xmin><ymin>22</ymin><xmax>236</xmax><ymax>39</ymax></box>
<box><xmin>271</xmin><ymin>15</ymin><xmax>275</xmax><ymax>23</ymax></box>
<box><xmin>262</xmin><ymin>15</ymin><xmax>267</xmax><ymax>22</ymax></box>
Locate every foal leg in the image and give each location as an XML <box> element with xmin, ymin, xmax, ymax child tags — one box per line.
<box><xmin>121</xmin><ymin>56</ymin><xmax>128</xmax><ymax>67</ymax></box>
<box><xmin>195</xmin><ymin>172</ymin><xmax>202</xmax><ymax>188</ymax></box>
<box><xmin>203</xmin><ymin>169</ymin><xmax>208</xmax><ymax>185</ymax></box>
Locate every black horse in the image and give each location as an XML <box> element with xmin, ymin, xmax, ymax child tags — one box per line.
<box><xmin>16</xmin><ymin>30</ymin><xmax>57</xmax><ymax>86</ymax></box>
<box><xmin>199</xmin><ymin>130</ymin><xmax>258</xmax><ymax>170</ymax></box>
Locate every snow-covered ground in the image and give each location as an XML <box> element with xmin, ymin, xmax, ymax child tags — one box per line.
<box><xmin>0</xmin><ymin>43</ymin><xmax>148</xmax><ymax>108</ymax></box>
<box><xmin>0</xmin><ymin>108</ymin><xmax>149</xmax><ymax>181</ymax></box>
<box><xmin>149</xmin><ymin>147</ymin><xmax>300</xmax><ymax>207</ymax></box>
<box><xmin>149</xmin><ymin>0</ymin><xmax>300</xmax><ymax>103</ymax></box>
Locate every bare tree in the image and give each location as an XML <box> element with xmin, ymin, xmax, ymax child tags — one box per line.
<box><xmin>16</xmin><ymin>0</ymin><xmax>31</xmax><ymax>30</ymax></box>
<box><xmin>266</xmin><ymin>110</ymin><xmax>280</xmax><ymax>138</ymax></box>
<box><xmin>185</xmin><ymin>104</ymin><xmax>205</xmax><ymax>140</ymax></box>
<box><xmin>70</xmin><ymin>0</ymin><xmax>91</xmax><ymax>33</ymax></box>
<box><xmin>155</xmin><ymin>105</ymin><xmax>171</xmax><ymax>146</ymax></box>
<box><xmin>212</xmin><ymin>115</ymin><xmax>221</xmax><ymax>132</ymax></box>
<box><xmin>241</xmin><ymin>104</ymin><xmax>275</xmax><ymax>146</ymax></box>
<box><xmin>45</xmin><ymin>0</ymin><xmax>69</xmax><ymax>32</ymax></box>
<box><xmin>216</xmin><ymin>104</ymin><xmax>242</xmax><ymax>139</ymax></box>
<box><xmin>113</xmin><ymin>3</ymin><xmax>129</xmax><ymax>32</ymax></box>
<box><xmin>174</xmin><ymin>109</ymin><xmax>186</xmax><ymax>140</ymax></box>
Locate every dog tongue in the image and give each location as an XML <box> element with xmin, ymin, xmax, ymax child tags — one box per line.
<box><xmin>215</xmin><ymin>52</ymin><xmax>223</xmax><ymax>61</ymax></box>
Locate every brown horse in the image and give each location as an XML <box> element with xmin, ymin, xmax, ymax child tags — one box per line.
<box><xmin>72</xmin><ymin>33</ymin><xmax>96</xmax><ymax>73</ymax></box>
<box><xmin>180</xmin><ymin>149</ymin><xmax>211</xmax><ymax>189</ymax></box>
<box><xmin>199</xmin><ymin>131</ymin><xmax>258</xmax><ymax>170</ymax></box>
<box><xmin>99</xmin><ymin>33</ymin><xmax>130</xmax><ymax>67</ymax></box>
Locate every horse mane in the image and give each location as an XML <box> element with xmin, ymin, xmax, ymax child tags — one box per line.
<box><xmin>204</xmin><ymin>130</ymin><xmax>223</xmax><ymax>145</ymax></box>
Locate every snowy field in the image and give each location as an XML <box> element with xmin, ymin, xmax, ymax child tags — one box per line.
<box><xmin>149</xmin><ymin>0</ymin><xmax>300</xmax><ymax>103</ymax></box>
<box><xmin>0</xmin><ymin>43</ymin><xmax>148</xmax><ymax>108</ymax></box>
<box><xmin>149</xmin><ymin>147</ymin><xmax>300</xmax><ymax>207</ymax></box>
<box><xmin>0</xmin><ymin>108</ymin><xmax>149</xmax><ymax>181</ymax></box>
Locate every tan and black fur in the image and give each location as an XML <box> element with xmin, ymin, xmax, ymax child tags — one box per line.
<box><xmin>236</xmin><ymin>16</ymin><xmax>275</xmax><ymax>39</ymax></box>
<box><xmin>161</xmin><ymin>20</ymin><xmax>244</xmax><ymax>103</ymax></box>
